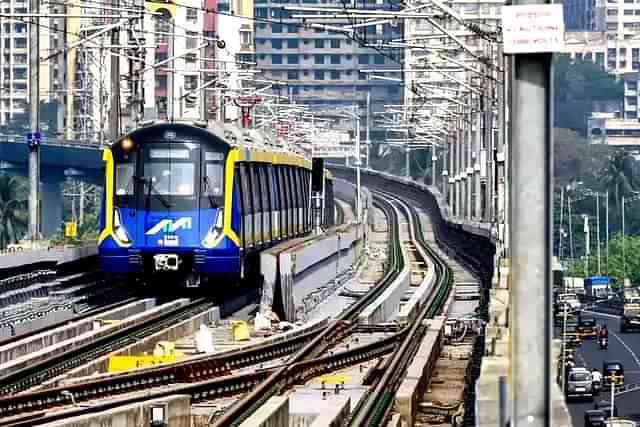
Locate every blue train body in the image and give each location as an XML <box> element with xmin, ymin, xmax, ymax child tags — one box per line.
<box><xmin>98</xmin><ymin>122</ymin><xmax>334</xmax><ymax>287</ymax></box>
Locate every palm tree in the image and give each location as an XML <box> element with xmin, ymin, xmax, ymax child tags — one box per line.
<box><xmin>0</xmin><ymin>175</ymin><xmax>27</xmax><ymax>249</ymax></box>
<box><xmin>600</xmin><ymin>151</ymin><xmax>637</xmax><ymax>208</ymax></box>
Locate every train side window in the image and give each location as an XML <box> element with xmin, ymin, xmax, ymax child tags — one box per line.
<box><xmin>287</xmin><ymin>167</ymin><xmax>297</xmax><ymax>234</ymax></box>
<box><xmin>248</xmin><ymin>163</ymin><xmax>260</xmax><ymax>214</ymax></box>
<box><xmin>268</xmin><ymin>165</ymin><xmax>278</xmax><ymax>211</ymax></box>
<box><xmin>283</xmin><ymin>166</ymin><xmax>292</xmax><ymax>235</ymax></box>
<box><xmin>259</xmin><ymin>165</ymin><xmax>269</xmax><ymax>212</ymax></box>
<box><xmin>279</xmin><ymin>166</ymin><xmax>288</xmax><ymax>237</ymax></box>
<box><xmin>238</xmin><ymin>164</ymin><xmax>251</xmax><ymax>248</ymax></box>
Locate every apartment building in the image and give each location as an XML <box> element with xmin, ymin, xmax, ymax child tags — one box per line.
<box><xmin>0</xmin><ymin>0</ymin><xmax>52</xmax><ymax>126</ymax></box>
<box><xmin>239</xmin><ymin>0</ymin><xmax>403</xmax><ymax>142</ymax></box>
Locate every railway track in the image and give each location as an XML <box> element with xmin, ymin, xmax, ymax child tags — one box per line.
<box><xmin>0</xmin><ymin>191</ymin><xmax>401</xmax><ymax>425</ymax></box>
<box><xmin>0</xmin><ymin>298</ymin><xmax>215</xmax><ymax>395</ymax></box>
<box><xmin>0</xmin><ymin>184</ymin><xmax>460</xmax><ymax>427</ymax></box>
<box><xmin>346</xmin><ymin>191</ymin><xmax>452</xmax><ymax>426</ymax></box>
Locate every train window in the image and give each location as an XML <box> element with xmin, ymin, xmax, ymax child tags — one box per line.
<box><xmin>203</xmin><ymin>151</ymin><xmax>224</xmax><ymax>197</ymax></box>
<box><xmin>234</xmin><ymin>167</ymin><xmax>244</xmax><ymax>246</ymax></box>
<box><xmin>143</xmin><ymin>162</ymin><xmax>195</xmax><ymax>195</ymax></box>
<box><xmin>249</xmin><ymin>164</ymin><xmax>261</xmax><ymax>213</ymax></box>
<box><xmin>259</xmin><ymin>165</ymin><xmax>269</xmax><ymax>212</ymax></box>
<box><xmin>115</xmin><ymin>162</ymin><xmax>135</xmax><ymax>196</ymax></box>
<box><xmin>239</xmin><ymin>163</ymin><xmax>252</xmax><ymax>215</ymax></box>
<box><xmin>268</xmin><ymin>165</ymin><xmax>279</xmax><ymax>210</ymax></box>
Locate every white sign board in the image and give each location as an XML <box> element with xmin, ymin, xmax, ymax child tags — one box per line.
<box><xmin>502</xmin><ymin>4</ymin><xmax>565</xmax><ymax>54</ymax></box>
<box><xmin>312</xmin><ymin>145</ymin><xmax>353</xmax><ymax>158</ymax></box>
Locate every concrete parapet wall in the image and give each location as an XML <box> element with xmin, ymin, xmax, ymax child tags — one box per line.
<box><xmin>43</xmin><ymin>394</ymin><xmax>191</xmax><ymax>427</ymax></box>
<box><xmin>0</xmin><ymin>244</ymin><xmax>98</xmax><ymax>271</ymax></box>
<box><xmin>398</xmin><ymin>259</ymin><xmax>436</xmax><ymax>324</ymax></box>
<box><xmin>308</xmin><ymin>396</ymin><xmax>350</xmax><ymax>427</ymax></box>
<box><xmin>0</xmin><ymin>299</ymin><xmax>189</xmax><ymax>380</ymax></box>
<box><xmin>260</xmin><ymin>178</ymin><xmax>368</xmax><ymax>321</ymax></box>
<box><xmin>49</xmin><ymin>306</ymin><xmax>220</xmax><ymax>384</ymax></box>
<box><xmin>0</xmin><ymin>299</ymin><xmax>156</xmax><ymax>364</ymax></box>
<box><xmin>239</xmin><ymin>396</ymin><xmax>289</xmax><ymax>427</ymax></box>
<box><xmin>394</xmin><ymin>317</ymin><xmax>445</xmax><ymax>426</ymax></box>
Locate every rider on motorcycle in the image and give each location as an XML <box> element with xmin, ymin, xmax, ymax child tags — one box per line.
<box><xmin>599</xmin><ymin>324</ymin><xmax>609</xmax><ymax>340</ymax></box>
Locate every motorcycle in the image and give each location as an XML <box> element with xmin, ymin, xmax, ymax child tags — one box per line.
<box><xmin>593</xmin><ymin>379</ymin><xmax>601</xmax><ymax>395</ymax></box>
<box><xmin>599</xmin><ymin>337</ymin><xmax>608</xmax><ymax>349</ymax></box>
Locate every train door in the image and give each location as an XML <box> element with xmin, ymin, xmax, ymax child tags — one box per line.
<box><xmin>248</xmin><ymin>164</ymin><xmax>262</xmax><ymax>246</ymax></box>
<box><xmin>258</xmin><ymin>164</ymin><xmax>271</xmax><ymax>244</ymax></box>
<box><xmin>238</xmin><ymin>164</ymin><xmax>253</xmax><ymax>249</ymax></box>
<box><xmin>287</xmin><ymin>167</ymin><xmax>297</xmax><ymax>236</ymax></box>
<box><xmin>280</xmin><ymin>166</ymin><xmax>290</xmax><ymax>238</ymax></box>
<box><xmin>266</xmin><ymin>165</ymin><xmax>277</xmax><ymax>242</ymax></box>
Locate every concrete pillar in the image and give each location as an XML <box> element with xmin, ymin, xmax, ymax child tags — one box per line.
<box><xmin>448</xmin><ymin>139</ymin><xmax>454</xmax><ymax>210</ymax></box>
<box><xmin>41</xmin><ymin>179</ymin><xmax>64</xmax><ymax>238</ymax></box>
<box><xmin>474</xmin><ymin>109</ymin><xmax>482</xmax><ymax>221</ymax></box>
<box><xmin>466</xmin><ymin>108</ymin><xmax>473</xmax><ymax>221</ymax></box>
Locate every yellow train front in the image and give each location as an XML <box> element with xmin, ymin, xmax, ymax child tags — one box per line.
<box><xmin>98</xmin><ymin>122</ymin><xmax>334</xmax><ymax>287</ymax></box>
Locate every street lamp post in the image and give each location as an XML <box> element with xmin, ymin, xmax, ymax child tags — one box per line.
<box><xmin>622</xmin><ymin>196</ymin><xmax>626</xmax><ymax>280</ymax></box>
<box><xmin>583</xmin><ymin>215</ymin><xmax>590</xmax><ymax>277</ymax></box>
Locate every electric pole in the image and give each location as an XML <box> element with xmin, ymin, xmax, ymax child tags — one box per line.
<box><xmin>28</xmin><ymin>0</ymin><xmax>40</xmax><ymax>241</ymax></box>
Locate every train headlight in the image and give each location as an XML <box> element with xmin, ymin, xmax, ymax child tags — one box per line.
<box><xmin>113</xmin><ymin>208</ymin><xmax>132</xmax><ymax>244</ymax></box>
<box><xmin>203</xmin><ymin>210</ymin><xmax>224</xmax><ymax>247</ymax></box>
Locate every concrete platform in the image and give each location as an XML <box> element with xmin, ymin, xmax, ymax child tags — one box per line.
<box><xmin>40</xmin><ymin>394</ymin><xmax>191</xmax><ymax>427</ymax></box>
<box><xmin>0</xmin><ymin>244</ymin><xmax>98</xmax><ymax>271</ymax></box>
<box><xmin>0</xmin><ymin>299</ymin><xmax>190</xmax><ymax>380</ymax></box>
<box><xmin>0</xmin><ymin>299</ymin><xmax>156</xmax><ymax>364</ymax></box>
<box><xmin>239</xmin><ymin>396</ymin><xmax>289</xmax><ymax>427</ymax></box>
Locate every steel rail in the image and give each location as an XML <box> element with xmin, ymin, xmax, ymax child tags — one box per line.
<box><xmin>213</xmin><ymin>195</ymin><xmax>404</xmax><ymax>427</ymax></box>
<box><xmin>0</xmin><ymin>195</ymin><xmax>400</xmax><ymax>422</ymax></box>
<box><xmin>0</xmin><ymin>298</ymin><xmax>214</xmax><ymax>395</ymax></box>
<box><xmin>347</xmin><ymin>191</ymin><xmax>453</xmax><ymax>427</ymax></box>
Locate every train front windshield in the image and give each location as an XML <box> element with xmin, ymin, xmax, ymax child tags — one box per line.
<box><xmin>113</xmin><ymin>142</ymin><xmax>226</xmax><ymax>211</ymax></box>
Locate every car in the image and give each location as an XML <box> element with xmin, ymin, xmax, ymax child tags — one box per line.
<box><xmin>578</xmin><ymin>315</ymin><xmax>598</xmax><ymax>339</ymax></box>
<box><xmin>565</xmin><ymin>367</ymin><xmax>594</xmax><ymax>400</ymax></box>
<box><xmin>584</xmin><ymin>410</ymin><xmax>606</xmax><ymax>427</ymax></box>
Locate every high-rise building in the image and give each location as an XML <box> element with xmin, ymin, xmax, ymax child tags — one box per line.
<box><xmin>561</xmin><ymin>0</ymin><xmax>605</xmax><ymax>31</ymax></box>
<box><xmin>0</xmin><ymin>0</ymin><xmax>52</xmax><ymax>126</ymax></box>
<box><xmin>244</xmin><ymin>0</ymin><xmax>403</xmax><ymax>142</ymax></box>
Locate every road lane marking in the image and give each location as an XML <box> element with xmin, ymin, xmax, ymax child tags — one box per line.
<box><xmin>582</xmin><ymin>310</ymin><xmax>620</xmax><ymax>319</ymax></box>
<box><xmin>612</xmin><ymin>331</ymin><xmax>640</xmax><ymax>369</ymax></box>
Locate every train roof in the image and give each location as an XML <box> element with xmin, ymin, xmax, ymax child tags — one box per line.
<box><xmin>113</xmin><ymin>120</ymin><xmax>332</xmax><ymax>178</ymax></box>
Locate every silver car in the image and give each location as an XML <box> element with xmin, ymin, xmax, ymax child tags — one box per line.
<box><xmin>566</xmin><ymin>367</ymin><xmax>594</xmax><ymax>401</ymax></box>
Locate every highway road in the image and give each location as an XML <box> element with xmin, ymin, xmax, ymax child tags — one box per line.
<box><xmin>566</xmin><ymin>311</ymin><xmax>640</xmax><ymax>426</ymax></box>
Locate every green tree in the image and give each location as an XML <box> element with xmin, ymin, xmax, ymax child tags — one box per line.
<box><xmin>566</xmin><ymin>234</ymin><xmax>640</xmax><ymax>287</ymax></box>
<box><xmin>554</xmin><ymin>56</ymin><xmax>624</xmax><ymax>135</ymax></box>
<box><xmin>0</xmin><ymin>175</ymin><xmax>27</xmax><ymax>249</ymax></box>
<box><xmin>600</xmin><ymin>151</ymin><xmax>638</xmax><ymax>208</ymax></box>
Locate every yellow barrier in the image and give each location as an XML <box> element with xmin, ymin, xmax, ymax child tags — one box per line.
<box><xmin>108</xmin><ymin>355</ymin><xmax>178</xmax><ymax>373</ymax></box>
<box><xmin>232</xmin><ymin>321</ymin><xmax>250</xmax><ymax>341</ymax></box>
<box><xmin>314</xmin><ymin>375</ymin><xmax>350</xmax><ymax>385</ymax></box>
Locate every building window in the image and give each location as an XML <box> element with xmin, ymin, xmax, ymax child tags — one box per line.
<box><xmin>256</xmin><ymin>7</ymin><xmax>268</xmax><ymax>17</ymax></box>
<box><xmin>186</xmin><ymin>31</ymin><xmax>198</xmax><ymax>49</ymax></box>
<box><xmin>625</xmin><ymin>9</ymin><xmax>634</xmax><ymax>15</ymax></box>
<box><xmin>272</xmin><ymin>54</ymin><xmax>283</xmax><ymax>64</ymax></box>
<box><xmin>287</xmin><ymin>25</ymin><xmax>297</xmax><ymax>33</ymax></box>
<box><xmin>272</xmin><ymin>39</ymin><xmax>283</xmax><ymax>49</ymax></box>
<box><xmin>315</xmin><ymin>39</ymin><xmax>324</xmax><ymax>48</ymax></box>
<box><xmin>314</xmin><ymin>54</ymin><xmax>324</xmax><ymax>64</ymax></box>
<box><xmin>272</xmin><ymin>23</ymin><xmax>283</xmax><ymax>33</ymax></box>
<box><xmin>374</xmin><ymin>55</ymin><xmax>385</xmax><ymax>64</ymax></box>
<box><xmin>330</xmin><ymin>70</ymin><xmax>340</xmax><ymax>79</ymax></box>
<box><xmin>330</xmin><ymin>39</ymin><xmax>340</xmax><ymax>48</ymax></box>
<box><xmin>330</xmin><ymin>54</ymin><xmax>340</xmax><ymax>64</ymax></box>
<box><xmin>218</xmin><ymin>3</ymin><xmax>230</xmax><ymax>11</ymax></box>
<box><xmin>387</xmin><ymin>86</ymin><xmax>399</xmax><ymax>95</ymax></box>
<box><xmin>315</xmin><ymin>70</ymin><xmax>324</xmax><ymax>80</ymax></box>
<box><xmin>240</xmin><ymin>30</ymin><xmax>252</xmax><ymax>46</ymax></box>
<box><xmin>287</xmin><ymin>54</ymin><xmax>299</xmax><ymax>64</ymax></box>
<box><xmin>186</xmin><ymin>7</ymin><xmax>197</xmax><ymax>22</ymax></box>
<box><xmin>288</xmin><ymin>71</ymin><xmax>299</xmax><ymax>79</ymax></box>
<box><xmin>358</xmin><ymin>54</ymin><xmax>369</xmax><ymax>64</ymax></box>
<box><xmin>287</xmin><ymin>39</ymin><xmax>299</xmax><ymax>48</ymax></box>
<box><xmin>259</xmin><ymin>54</ymin><xmax>267</xmax><ymax>60</ymax></box>
<box><xmin>257</xmin><ymin>23</ymin><xmax>267</xmax><ymax>29</ymax></box>
<box><xmin>258</xmin><ymin>38</ymin><xmax>267</xmax><ymax>44</ymax></box>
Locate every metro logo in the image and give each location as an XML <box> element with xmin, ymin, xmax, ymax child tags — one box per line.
<box><xmin>146</xmin><ymin>217</ymin><xmax>192</xmax><ymax>235</ymax></box>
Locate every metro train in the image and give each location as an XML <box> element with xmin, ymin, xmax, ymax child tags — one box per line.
<box><xmin>98</xmin><ymin>122</ymin><xmax>335</xmax><ymax>287</ymax></box>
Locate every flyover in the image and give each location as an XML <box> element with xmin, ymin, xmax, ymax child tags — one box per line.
<box><xmin>0</xmin><ymin>135</ymin><xmax>103</xmax><ymax>237</ymax></box>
